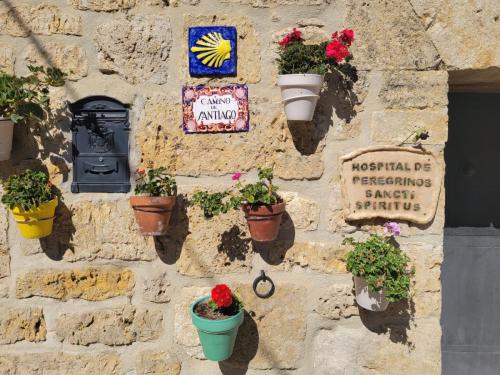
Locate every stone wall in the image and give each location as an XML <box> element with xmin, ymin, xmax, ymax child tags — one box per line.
<box><xmin>0</xmin><ymin>0</ymin><xmax>497</xmax><ymax>374</ymax></box>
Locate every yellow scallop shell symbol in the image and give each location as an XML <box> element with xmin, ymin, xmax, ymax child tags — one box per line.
<box><xmin>191</xmin><ymin>32</ymin><xmax>232</xmax><ymax>68</ymax></box>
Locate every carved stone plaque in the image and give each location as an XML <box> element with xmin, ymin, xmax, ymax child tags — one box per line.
<box><xmin>341</xmin><ymin>146</ymin><xmax>443</xmax><ymax>224</ymax></box>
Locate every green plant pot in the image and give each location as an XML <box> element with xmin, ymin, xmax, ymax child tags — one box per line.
<box><xmin>190</xmin><ymin>296</ymin><xmax>244</xmax><ymax>361</ymax></box>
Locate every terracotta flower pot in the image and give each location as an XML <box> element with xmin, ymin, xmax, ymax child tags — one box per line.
<box><xmin>242</xmin><ymin>201</ymin><xmax>286</xmax><ymax>242</ymax></box>
<box><xmin>130</xmin><ymin>196</ymin><xmax>176</xmax><ymax>236</ymax></box>
<box><xmin>0</xmin><ymin>118</ymin><xmax>14</xmax><ymax>161</ymax></box>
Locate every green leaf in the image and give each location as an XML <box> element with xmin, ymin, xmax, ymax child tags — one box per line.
<box><xmin>10</xmin><ymin>114</ymin><xmax>23</xmax><ymax>124</ymax></box>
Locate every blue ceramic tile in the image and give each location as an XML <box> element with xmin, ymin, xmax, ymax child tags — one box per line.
<box><xmin>189</xmin><ymin>26</ymin><xmax>237</xmax><ymax>77</ymax></box>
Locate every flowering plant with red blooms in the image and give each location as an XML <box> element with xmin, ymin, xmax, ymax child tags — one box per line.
<box><xmin>278</xmin><ymin>28</ymin><xmax>304</xmax><ymax>47</ymax></box>
<box><xmin>208</xmin><ymin>284</ymin><xmax>243</xmax><ymax>312</ymax></box>
<box><xmin>276</xmin><ymin>26</ymin><xmax>357</xmax><ymax>79</ymax></box>
<box><xmin>326</xmin><ymin>29</ymin><xmax>354</xmax><ymax>63</ymax></box>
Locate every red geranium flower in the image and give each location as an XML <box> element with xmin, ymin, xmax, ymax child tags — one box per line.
<box><xmin>232</xmin><ymin>172</ymin><xmax>242</xmax><ymax>181</ymax></box>
<box><xmin>325</xmin><ymin>40</ymin><xmax>350</xmax><ymax>63</ymax></box>
<box><xmin>278</xmin><ymin>28</ymin><xmax>304</xmax><ymax>47</ymax></box>
<box><xmin>340</xmin><ymin>29</ymin><xmax>354</xmax><ymax>46</ymax></box>
<box><xmin>211</xmin><ymin>284</ymin><xmax>234</xmax><ymax>308</ymax></box>
<box><xmin>136</xmin><ymin>167</ymin><xmax>146</xmax><ymax>176</ymax></box>
<box><xmin>332</xmin><ymin>29</ymin><xmax>355</xmax><ymax>46</ymax></box>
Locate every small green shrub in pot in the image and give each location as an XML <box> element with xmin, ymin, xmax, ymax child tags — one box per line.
<box><xmin>343</xmin><ymin>222</ymin><xmax>414</xmax><ymax>311</ymax></box>
<box><xmin>130</xmin><ymin>167</ymin><xmax>178</xmax><ymax>236</ymax></box>
<box><xmin>0</xmin><ymin>65</ymin><xmax>66</xmax><ymax>161</ymax></box>
<box><xmin>191</xmin><ymin>167</ymin><xmax>286</xmax><ymax>241</ymax></box>
<box><xmin>1</xmin><ymin>169</ymin><xmax>59</xmax><ymax>239</ymax></box>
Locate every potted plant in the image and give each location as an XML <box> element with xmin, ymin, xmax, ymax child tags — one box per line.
<box><xmin>1</xmin><ymin>169</ymin><xmax>59</xmax><ymax>239</ymax></box>
<box><xmin>343</xmin><ymin>222</ymin><xmax>413</xmax><ymax>311</ymax></box>
<box><xmin>276</xmin><ymin>28</ymin><xmax>356</xmax><ymax>121</ymax></box>
<box><xmin>0</xmin><ymin>65</ymin><xmax>66</xmax><ymax>161</ymax></box>
<box><xmin>191</xmin><ymin>284</ymin><xmax>244</xmax><ymax>361</ymax></box>
<box><xmin>130</xmin><ymin>167</ymin><xmax>177</xmax><ymax>236</ymax></box>
<box><xmin>191</xmin><ymin>167</ymin><xmax>286</xmax><ymax>242</ymax></box>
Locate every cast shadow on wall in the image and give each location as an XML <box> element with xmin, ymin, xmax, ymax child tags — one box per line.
<box><xmin>252</xmin><ymin>212</ymin><xmax>295</xmax><ymax>265</ymax></box>
<box><xmin>286</xmin><ymin>69</ymin><xmax>359</xmax><ymax>156</ymax></box>
<box><xmin>218</xmin><ymin>225</ymin><xmax>252</xmax><ymax>262</ymax></box>
<box><xmin>220</xmin><ymin>311</ymin><xmax>259</xmax><ymax>374</ymax></box>
<box><xmin>359</xmin><ymin>296</ymin><xmax>416</xmax><ymax>349</ymax></box>
<box><xmin>39</xmin><ymin>194</ymin><xmax>75</xmax><ymax>261</ymax></box>
<box><xmin>154</xmin><ymin>194</ymin><xmax>190</xmax><ymax>264</ymax></box>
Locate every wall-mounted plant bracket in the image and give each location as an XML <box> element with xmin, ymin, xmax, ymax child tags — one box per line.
<box><xmin>252</xmin><ymin>270</ymin><xmax>275</xmax><ymax>299</ymax></box>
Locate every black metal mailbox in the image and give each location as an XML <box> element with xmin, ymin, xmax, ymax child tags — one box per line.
<box><xmin>70</xmin><ymin>96</ymin><xmax>131</xmax><ymax>193</ymax></box>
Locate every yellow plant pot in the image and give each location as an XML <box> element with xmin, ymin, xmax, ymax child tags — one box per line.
<box><xmin>10</xmin><ymin>197</ymin><xmax>58</xmax><ymax>239</ymax></box>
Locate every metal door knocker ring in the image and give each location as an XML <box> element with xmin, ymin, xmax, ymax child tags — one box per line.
<box><xmin>252</xmin><ymin>270</ymin><xmax>275</xmax><ymax>299</ymax></box>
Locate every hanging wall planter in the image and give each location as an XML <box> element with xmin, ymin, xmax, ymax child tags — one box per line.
<box><xmin>130</xmin><ymin>167</ymin><xmax>177</xmax><ymax>236</ymax></box>
<box><xmin>191</xmin><ymin>285</ymin><xmax>244</xmax><ymax>361</ymax></box>
<box><xmin>0</xmin><ymin>118</ymin><xmax>14</xmax><ymax>161</ymax></box>
<box><xmin>344</xmin><ymin>222</ymin><xmax>413</xmax><ymax>312</ymax></box>
<box><xmin>275</xmin><ymin>28</ymin><xmax>357</xmax><ymax>121</ymax></box>
<box><xmin>242</xmin><ymin>200</ymin><xmax>286</xmax><ymax>242</ymax></box>
<box><xmin>1</xmin><ymin>170</ymin><xmax>59</xmax><ymax>239</ymax></box>
<box><xmin>191</xmin><ymin>168</ymin><xmax>286</xmax><ymax>242</ymax></box>
<box><xmin>11</xmin><ymin>197</ymin><xmax>58</xmax><ymax>239</ymax></box>
<box><xmin>0</xmin><ymin>66</ymin><xmax>66</xmax><ymax>162</ymax></box>
<box><xmin>130</xmin><ymin>196</ymin><xmax>176</xmax><ymax>236</ymax></box>
<box><xmin>353</xmin><ymin>276</ymin><xmax>389</xmax><ymax>312</ymax></box>
<box><xmin>277</xmin><ymin>74</ymin><xmax>324</xmax><ymax>121</ymax></box>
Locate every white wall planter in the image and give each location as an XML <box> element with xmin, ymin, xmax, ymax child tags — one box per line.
<box><xmin>278</xmin><ymin>74</ymin><xmax>324</xmax><ymax>121</ymax></box>
<box><xmin>0</xmin><ymin>118</ymin><xmax>14</xmax><ymax>161</ymax></box>
<box><xmin>353</xmin><ymin>276</ymin><xmax>389</xmax><ymax>312</ymax></box>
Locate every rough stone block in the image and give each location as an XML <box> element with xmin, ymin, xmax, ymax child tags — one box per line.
<box><xmin>174</xmin><ymin>287</ymin><xmax>211</xmax><ymax>358</ymax></box>
<box><xmin>25</xmin><ymin>43</ymin><xmax>88</xmax><ymax>80</ymax></box>
<box><xmin>16</xmin><ymin>268</ymin><xmax>134</xmax><ymax>301</ymax></box>
<box><xmin>143</xmin><ymin>271</ymin><xmax>172</xmax><ymax>303</ymax></box>
<box><xmin>379</xmin><ymin>71</ymin><xmax>448</xmax><ymax>109</ymax></box>
<box><xmin>177</xmin><ymin>205</ymin><xmax>254</xmax><ymax>277</ymax></box>
<box><xmin>137</xmin><ymin>96</ymin><xmax>324</xmax><ymax>180</ymax></box>
<box><xmin>266</xmin><ymin>241</ymin><xmax>347</xmax><ymax>273</ymax></box>
<box><xmin>0</xmin><ymin>307</ymin><xmax>46</xmax><ymax>344</ymax></box>
<box><xmin>227</xmin><ymin>284</ymin><xmax>306</xmax><ymax>369</ymax></box>
<box><xmin>0</xmin><ymin>352</ymin><xmax>123</xmax><ymax>374</ymax></box>
<box><xmin>0</xmin><ymin>4</ymin><xmax>81</xmax><ymax>36</ymax></box>
<box><xmin>136</xmin><ymin>351</ymin><xmax>181</xmax><ymax>375</ymax></box>
<box><xmin>345</xmin><ymin>0</ymin><xmax>440</xmax><ymax>70</ymax></box>
<box><xmin>370</xmin><ymin>109</ymin><xmax>448</xmax><ymax>145</ymax></box>
<box><xmin>280</xmin><ymin>192</ymin><xmax>320</xmax><ymax>231</ymax></box>
<box><xmin>56</xmin><ymin>305</ymin><xmax>163</xmax><ymax>346</ymax></box>
<box><xmin>0</xmin><ymin>206</ymin><xmax>9</xmax><ymax>279</ymax></box>
<box><xmin>95</xmin><ymin>15</ymin><xmax>172</xmax><ymax>84</ymax></box>
<box><xmin>315</xmin><ymin>283</ymin><xmax>358</xmax><ymax>320</ymax></box>
<box><xmin>220</xmin><ymin>0</ymin><xmax>330</xmax><ymax>6</ymax></box>
<box><xmin>0</xmin><ymin>46</ymin><xmax>14</xmax><ymax>74</ymax></box>
<box><xmin>70</xmin><ymin>0</ymin><xmax>136</xmax><ymax>11</ymax></box>
<box><xmin>314</xmin><ymin>320</ymin><xmax>440</xmax><ymax>374</ymax></box>
<box><xmin>411</xmin><ymin>0</ymin><xmax>500</xmax><ymax>69</ymax></box>
<box><xmin>21</xmin><ymin>200</ymin><xmax>158</xmax><ymax>262</ymax></box>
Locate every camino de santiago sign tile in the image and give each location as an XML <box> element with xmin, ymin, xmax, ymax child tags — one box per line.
<box><xmin>189</xmin><ymin>26</ymin><xmax>237</xmax><ymax>76</ymax></box>
<box><xmin>182</xmin><ymin>84</ymin><xmax>249</xmax><ymax>133</ymax></box>
<box><xmin>341</xmin><ymin>146</ymin><xmax>443</xmax><ymax>224</ymax></box>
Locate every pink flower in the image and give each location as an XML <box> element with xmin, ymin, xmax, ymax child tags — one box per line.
<box><xmin>232</xmin><ymin>172</ymin><xmax>242</xmax><ymax>181</ymax></box>
<box><xmin>383</xmin><ymin>222</ymin><xmax>401</xmax><ymax>237</ymax></box>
